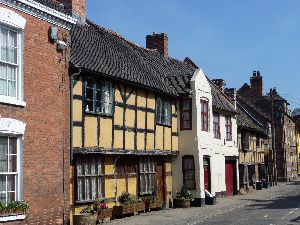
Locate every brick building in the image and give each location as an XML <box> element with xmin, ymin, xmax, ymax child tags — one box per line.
<box><xmin>238</xmin><ymin>71</ymin><xmax>297</xmax><ymax>182</ymax></box>
<box><xmin>0</xmin><ymin>0</ymin><xmax>84</xmax><ymax>224</ymax></box>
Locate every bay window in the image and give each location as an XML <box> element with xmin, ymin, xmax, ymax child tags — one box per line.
<box><xmin>85</xmin><ymin>79</ymin><xmax>114</xmax><ymax>115</ymax></box>
<box><xmin>201</xmin><ymin>99</ymin><xmax>209</xmax><ymax>131</ymax></box>
<box><xmin>76</xmin><ymin>157</ymin><xmax>104</xmax><ymax>202</ymax></box>
<box><xmin>213</xmin><ymin>113</ymin><xmax>220</xmax><ymax>139</ymax></box>
<box><xmin>139</xmin><ymin>158</ymin><xmax>156</xmax><ymax>195</ymax></box>
<box><xmin>156</xmin><ymin>98</ymin><xmax>171</xmax><ymax>126</ymax></box>
<box><xmin>180</xmin><ymin>98</ymin><xmax>192</xmax><ymax>130</ymax></box>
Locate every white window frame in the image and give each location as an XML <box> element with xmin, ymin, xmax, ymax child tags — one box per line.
<box><xmin>0</xmin><ymin>8</ymin><xmax>26</xmax><ymax>107</ymax></box>
<box><xmin>156</xmin><ymin>98</ymin><xmax>171</xmax><ymax>126</ymax></box>
<box><xmin>0</xmin><ymin>136</ymin><xmax>23</xmax><ymax>203</ymax></box>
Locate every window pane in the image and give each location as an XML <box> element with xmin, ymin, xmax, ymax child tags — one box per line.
<box><xmin>185</xmin><ymin>180</ymin><xmax>195</xmax><ymax>190</ymax></box>
<box><xmin>156</xmin><ymin>98</ymin><xmax>161</xmax><ymax>123</ymax></box>
<box><xmin>8</xmin><ymin>192</ymin><xmax>15</xmax><ymax>203</ymax></box>
<box><xmin>0</xmin><ymin>29</ymin><xmax>8</xmax><ymax>62</ymax></box>
<box><xmin>9</xmin><ymin>155</ymin><xmax>17</xmax><ymax>173</ymax></box>
<box><xmin>140</xmin><ymin>174</ymin><xmax>144</xmax><ymax>193</ymax></box>
<box><xmin>77</xmin><ymin>159</ymin><xmax>83</xmax><ymax>176</ymax></box>
<box><xmin>98</xmin><ymin>159</ymin><xmax>102</xmax><ymax>175</ymax></box>
<box><xmin>85</xmin><ymin>178</ymin><xmax>90</xmax><ymax>200</ymax></box>
<box><xmin>85</xmin><ymin>162</ymin><xmax>91</xmax><ymax>175</ymax></box>
<box><xmin>91</xmin><ymin>177</ymin><xmax>96</xmax><ymax>200</ymax></box>
<box><xmin>0</xmin><ymin>137</ymin><xmax>8</xmax><ymax>172</ymax></box>
<box><xmin>183</xmin><ymin>158</ymin><xmax>194</xmax><ymax>170</ymax></box>
<box><xmin>98</xmin><ymin>177</ymin><xmax>104</xmax><ymax>198</ymax></box>
<box><xmin>7</xmin><ymin>175</ymin><xmax>15</xmax><ymax>192</ymax></box>
<box><xmin>0</xmin><ymin>192</ymin><xmax>5</xmax><ymax>202</ymax></box>
<box><xmin>77</xmin><ymin>178</ymin><xmax>83</xmax><ymax>201</ymax></box>
<box><xmin>184</xmin><ymin>171</ymin><xmax>195</xmax><ymax>180</ymax></box>
<box><xmin>0</xmin><ymin>175</ymin><xmax>5</xmax><ymax>192</ymax></box>
<box><xmin>91</xmin><ymin>159</ymin><xmax>96</xmax><ymax>175</ymax></box>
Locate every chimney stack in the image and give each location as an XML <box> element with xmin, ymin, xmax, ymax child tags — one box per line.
<box><xmin>250</xmin><ymin>70</ymin><xmax>263</xmax><ymax>97</ymax></box>
<box><xmin>57</xmin><ymin>0</ymin><xmax>86</xmax><ymax>19</ymax></box>
<box><xmin>225</xmin><ymin>88</ymin><xmax>237</xmax><ymax>109</ymax></box>
<box><xmin>211</xmin><ymin>79</ymin><xmax>226</xmax><ymax>92</ymax></box>
<box><xmin>146</xmin><ymin>33</ymin><xmax>168</xmax><ymax>59</ymax></box>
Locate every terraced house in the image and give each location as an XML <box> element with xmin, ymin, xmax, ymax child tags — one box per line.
<box><xmin>69</xmin><ymin>22</ymin><xmax>196</xmax><ymax>218</ymax></box>
<box><xmin>0</xmin><ymin>0</ymin><xmax>83</xmax><ymax>224</ymax></box>
<box><xmin>236</xmin><ymin>94</ymin><xmax>271</xmax><ymax>193</ymax></box>
<box><xmin>171</xmin><ymin>69</ymin><xmax>239</xmax><ymax>206</ymax></box>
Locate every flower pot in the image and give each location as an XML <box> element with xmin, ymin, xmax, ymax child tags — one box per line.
<box><xmin>174</xmin><ymin>199</ymin><xmax>191</xmax><ymax>208</ymax></box>
<box><xmin>97</xmin><ymin>208</ymin><xmax>112</xmax><ymax>222</ymax></box>
<box><xmin>205</xmin><ymin>196</ymin><xmax>216</xmax><ymax>205</ymax></box>
<box><xmin>73</xmin><ymin>213</ymin><xmax>97</xmax><ymax>225</ymax></box>
<box><xmin>256</xmin><ymin>181</ymin><xmax>263</xmax><ymax>190</ymax></box>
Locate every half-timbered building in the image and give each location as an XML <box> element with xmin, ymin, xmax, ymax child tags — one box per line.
<box><xmin>69</xmin><ymin>23</ymin><xmax>195</xmax><ymax>216</ymax></box>
<box><xmin>236</xmin><ymin>94</ymin><xmax>271</xmax><ymax>193</ymax></box>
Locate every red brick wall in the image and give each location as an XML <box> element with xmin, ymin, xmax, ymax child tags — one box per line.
<box><xmin>0</xmin><ymin>4</ymin><xmax>70</xmax><ymax>225</ymax></box>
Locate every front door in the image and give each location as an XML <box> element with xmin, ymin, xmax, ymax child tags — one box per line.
<box><xmin>156</xmin><ymin>160</ymin><xmax>165</xmax><ymax>201</ymax></box>
<box><xmin>225</xmin><ymin>161</ymin><xmax>234</xmax><ymax>197</ymax></box>
<box><xmin>204</xmin><ymin>165</ymin><xmax>210</xmax><ymax>192</ymax></box>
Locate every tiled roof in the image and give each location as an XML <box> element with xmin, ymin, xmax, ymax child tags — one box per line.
<box><xmin>237</xmin><ymin>96</ymin><xmax>269</xmax><ymax>135</ymax></box>
<box><xmin>70</xmin><ymin>23</ymin><xmax>196</xmax><ymax>97</ymax></box>
<box><xmin>33</xmin><ymin>0</ymin><xmax>71</xmax><ymax>15</ymax></box>
<box><xmin>209</xmin><ymin>80</ymin><xmax>236</xmax><ymax>114</ymax></box>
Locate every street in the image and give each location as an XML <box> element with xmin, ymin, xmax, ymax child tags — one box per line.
<box><xmin>107</xmin><ymin>179</ymin><xmax>300</xmax><ymax>225</ymax></box>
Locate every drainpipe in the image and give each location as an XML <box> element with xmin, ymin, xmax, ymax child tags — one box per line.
<box><xmin>70</xmin><ymin>67</ymin><xmax>81</xmax><ymax>224</ymax></box>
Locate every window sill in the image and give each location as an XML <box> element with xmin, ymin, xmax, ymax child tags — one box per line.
<box><xmin>156</xmin><ymin>122</ymin><xmax>171</xmax><ymax>128</ymax></box>
<box><xmin>0</xmin><ymin>96</ymin><xmax>26</xmax><ymax>107</ymax></box>
<box><xmin>0</xmin><ymin>214</ymin><xmax>26</xmax><ymax>222</ymax></box>
<box><xmin>85</xmin><ymin>111</ymin><xmax>113</xmax><ymax>117</ymax></box>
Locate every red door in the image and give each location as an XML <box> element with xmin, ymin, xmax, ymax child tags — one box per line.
<box><xmin>225</xmin><ymin>161</ymin><xmax>234</xmax><ymax>197</ymax></box>
<box><xmin>204</xmin><ymin>165</ymin><xmax>210</xmax><ymax>192</ymax></box>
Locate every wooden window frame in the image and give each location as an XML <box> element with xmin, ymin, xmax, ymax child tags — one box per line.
<box><xmin>156</xmin><ymin>98</ymin><xmax>172</xmax><ymax>126</ymax></box>
<box><xmin>201</xmin><ymin>99</ymin><xmax>209</xmax><ymax>131</ymax></box>
<box><xmin>139</xmin><ymin>158</ymin><xmax>156</xmax><ymax>195</ymax></box>
<box><xmin>182</xmin><ymin>155</ymin><xmax>196</xmax><ymax>190</ymax></box>
<box><xmin>180</xmin><ymin>98</ymin><xmax>192</xmax><ymax>130</ymax></box>
<box><xmin>84</xmin><ymin>78</ymin><xmax>114</xmax><ymax>116</ymax></box>
<box><xmin>225</xmin><ymin>115</ymin><xmax>232</xmax><ymax>141</ymax></box>
<box><xmin>213</xmin><ymin>113</ymin><xmax>221</xmax><ymax>139</ymax></box>
<box><xmin>75</xmin><ymin>157</ymin><xmax>104</xmax><ymax>203</ymax></box>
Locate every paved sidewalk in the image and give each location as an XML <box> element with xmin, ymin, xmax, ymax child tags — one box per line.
<box><xmin>104</xmin><ymin>179</ymin><xmax>299</xmax><ymax>225</ymax></box>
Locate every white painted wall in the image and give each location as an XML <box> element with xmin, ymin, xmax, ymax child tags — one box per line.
<box><xmin>172</xmin><ymin>68</ymin><xmax>239</xmax><ymax>201</ymax></box>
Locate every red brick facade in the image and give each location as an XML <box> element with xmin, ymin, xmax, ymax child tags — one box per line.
<box><xmin>0</xmin><ymin>4</ymin><xmax>71</xmax><ymax>224</ymax></box>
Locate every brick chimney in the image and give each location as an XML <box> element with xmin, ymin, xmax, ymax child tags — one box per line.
<box><xmin>225</xmin><ymin>88</ymin><xmax>237</xmax><ymax>109</ymax></box>
<box><xmin>146</xmin><ymin>33</ymin><xmax>168</xmax><ymax>58</ymax></box>
<box><xmin>211</xmin><ymin>79</ymin><xmax>226</xmax><ymax>92</ymax></box>
<box><xmin>250</xmin><ymin>71</ymin><xmax>263</xmax><ymax>97</ymax></box>
<box><xmin>58</xmin><ymin>0</ymin><xmax>86</xmax><ymax>19</ymax></box>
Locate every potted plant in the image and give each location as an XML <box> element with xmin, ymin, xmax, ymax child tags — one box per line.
<box><xmin>95</xmin><ymin>200</ymin><xmax>112</xmax><ymax>222</ymax></box>
<box><xmin>112</xmin><ymin>192</ymin><xmax>145</xmax><ymax>218</ymax></box>
<box><xmin>173</xmin><ymin>186</ymin><xmax>194</xmax><ymax>208</ymax></box>
<box><xmin>142</xmin><ymin>187</ymin><xmax>162</xmax><ymax>212</ymax></box>
<box><xmin>0</xmin><ymin>201</ymin><xmax>29</xmax><ymax>218</ymax></box>
<box><xmin>73</xmin><ymin>206</ymin><xmax>97</xmax><ymax>225</ymax></box>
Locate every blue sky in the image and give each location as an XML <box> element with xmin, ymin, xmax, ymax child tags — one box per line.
<box><xmin>87</xmin><ymin>0</ymin><xmax>300</xmax><ymax>110</ymax></box>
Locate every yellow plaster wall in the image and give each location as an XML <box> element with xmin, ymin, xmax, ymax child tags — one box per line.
<box><xmin>105</xmin><ymin>157</ymin><xmax>114</xmax><ymax>174</ymax></box>
<box><xmin>164</xmin><ymin>127</ymin><xmax>171</xmax><ymax>151</ymax></box>
<box><xmin>165</xmin><ymin>162</ymin><xmax>172</xmax><ymax>173</ymax></box>
<box><xmin>114</xmin><ymin>130</ymin><xmax>123</xmax><ymax>149</ymax></box>
<box><xmin>148</xmin><ymin>93</ymin><xmax>155</xmax><ymax>109</ymax></box>
<box><xmin>115</xmin><ymin>84</ymin><xmax>124</xmax><ymax>103</ymax></box>
<box><xmin>128</xmin><ymin>178</ymin><xmax>137</xmax><ymax>196</ymax></box>
<box><xmin>172</xmin><ymin>136</ymin><xmax>178</xmax><ymax>151</ymax></box>
<box><xmin>125</xmin><ymin>131</ymin><xmax>135</xmax><ymax>150</ymax></box>
<box><xmin>73</xmin><ymin>127</ymin><xmax>82</xmax><ymax>148</ymax></box>
<box><xmin>114</xmin><ymin>107</ymin><xmax>123</xmax><ymax>126</ymax></box>
<box><xmin>73</xmin><ymin>100</ymin><xmax>82</xmax><ymax>122</ymax></box>
<box><xmin>166</xmin><ymin>175</ymin><xmax>172</xmax><ymax>204</ymax></box>
<box><xmin>172</xmin><ymin>103</ymin><xmax>176</xmax><ymax>114</ymax></box>
<box><xmin>105</xmin><ymin>178</ymin><xmax>115</xmax><ymax>199</ymax></box>
<box><xmin>146</xmin><ymin>133</ymin><xmax>154</xmax><ymax>150</ymax></box>
<box><xmin>73</xmin><ymin>80</ymin><xmax>82</xmax><ymax>96</ymax></box>
<box><xmin>84</xmin><ymin>116</ymin><xmax>97</xmax><ymax>147</ymax></box>
<box><xmin>156</xmin><ymin>125</ymin><xmax>163</xmax><ymax>150</ymax></box>
<box><xmin>126</xmin><ymin>88</ymin><xmax>136</xmax><ymax>105</ymax></box>
<box><xmin>125</xmin><ymin>109</ymin><xmax>135</xmax><ymax>128</ymax></box>
<box><xmin>172</xmin><ymin>117</ymin><xmax>177</xmax><ymax>132</ymax></box>
<box><xmin>137</xmin><ymin>90</ymin><xmax>146</xmax><ymax>107</ymax></box>
<box><xmin>117</xmin><ymin>178</ymin><xmax>126</xmax><ymax>197</ymax></box>
<box><xmin>137</xmin><ymin>111</ymin><xmax>145</xmax><ymax>129</ymax></box>
<box><xmin>147</xmin><ymin>113</ymin><xmax>155</xmax><ymax>130</ymax></box>
<box><xmin>137</xmin><ymin>133</ymin><xmax>145</xmax><ymax>150</ymax></box>
<box><xmin>99</xmin><ymin>118</ymin><xmax>112</xmax><ymax>149</ymax></box>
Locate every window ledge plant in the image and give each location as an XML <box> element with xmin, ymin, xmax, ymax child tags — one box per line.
<box><xmin>0</xmin><ymin>201</ymin><xmax>29</xmax><ymax>217</ymax></box>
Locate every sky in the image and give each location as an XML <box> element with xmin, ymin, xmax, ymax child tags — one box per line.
<box><xmin>87</xmin><ymin>0</ymin><xmax>300</xmax><ymax>110</ymax></box>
